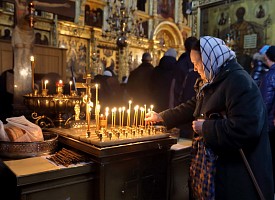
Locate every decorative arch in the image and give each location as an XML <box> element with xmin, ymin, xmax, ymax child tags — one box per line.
<box><xmin>152</xmin><ymin>21</ymin><xmax>184</xmax><ymax>49</ymax></box>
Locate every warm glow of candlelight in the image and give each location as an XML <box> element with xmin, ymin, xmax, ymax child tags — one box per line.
<box><xmin>44</xmin><ymin>80</ymin><xmax>48</xmax><ymax>90</ymax></box>
<box><xmin>30</xmin><ymin>56</ymin><xmax>34</xmax><ymax>62</ymax></box>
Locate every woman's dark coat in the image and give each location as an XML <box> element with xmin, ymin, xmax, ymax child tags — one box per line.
<box><xmin>160</xmin><ymin>59</ymin><xmax>274</xmax><ymax>200</ymax></box>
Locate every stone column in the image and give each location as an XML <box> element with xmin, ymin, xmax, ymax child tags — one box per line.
<box><xmin>12</xmin><ymin>25</ymin><xmax>35</xmax><ymax>110</ymax></box>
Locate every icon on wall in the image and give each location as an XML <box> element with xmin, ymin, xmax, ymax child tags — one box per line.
<box><xmin>218</xmin><ymin>12</ymin><xmax>227</xmax><ymax>26</ymax></box>
<box><xmin>255</xmin><ymin>3</ymin><xmax>267</xmax><ymax>19</ymax></box>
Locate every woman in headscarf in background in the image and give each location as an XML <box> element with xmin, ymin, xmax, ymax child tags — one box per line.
<box><xmin>145</xmin><ymin>36</ymin><xmax>274</xmax><ymax>200</ymax></box>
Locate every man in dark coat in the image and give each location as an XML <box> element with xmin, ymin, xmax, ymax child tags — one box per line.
<box><xmin>146</xmin><ymin>36</ymin><xmax>274</xmax><ymax>200</ymax></box>
<box><xmin>127</xmin><ymin>52</ymin><xmax>154</xmax><ymax>105</ymax></box>
<box><xmin>150</xmin><ymin>48</ymin><xmax>177</xmax><ymax>112</ymax></box>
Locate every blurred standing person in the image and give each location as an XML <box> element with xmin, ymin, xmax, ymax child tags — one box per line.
<box><xmin>251</xmin><ymin>45</ymin><xmax>270</xmax><ymax>86</ymax></box>
<box><xmin>174</xmin><ymin>36</ymin><xmax>200</xmax><ymax>138</ymax></box>
<box><xmin>146</xmin><ymin>36</ymin><xmax>274</xmax><ymax>200</ymax></box>
<box><xmin>93</xmin><ymin>70</ymin><xmax>122</xmax><ymax>108</ymax></box>
<box><xmin>150</xmin><ymin>48</ymin><xmax>177</xmax><ymax>112</ymax></box>
<box><xmin>127</xmin><ymin>52</ymin><xmax>154</xmax><ymax>105</ymax></box>
<box><xmin>259</xmin><ymin>45</ymin><xmax>275</xmax><ymax>191</ymax></box>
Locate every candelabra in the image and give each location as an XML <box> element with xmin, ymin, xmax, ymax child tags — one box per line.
<box><xmin>102</xmin><ymin>0</ymin><xmax>144</xmax><ymax>48</ymax></box>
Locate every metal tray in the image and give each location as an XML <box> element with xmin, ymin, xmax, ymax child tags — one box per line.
<box><xmin>0</xmin><ymin>132</ymin><xmax>58</xmax><ymax>159</ymax></box>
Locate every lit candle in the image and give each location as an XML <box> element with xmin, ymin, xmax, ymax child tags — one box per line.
<box><xmin>133</xmin><ymin>105</ymin><xmax>139</xmax><ymax>127</ymax></box>
<box><xmin>119</xmin><ymin>107</ymin><xmax>122</xmax><ymax>127</ymax></box>
<box><xmin>111</xmin><ymin>108</ymin><xmax>114</xmax><ymax>127</ymax></box>
<box><xmin>58</xmin><ymin>80</ymin><xmax>63</xmax><ymax>86</ymax></box>
<box><xmin>127</xmin><ymin>109</ymin><xmax>130</xmax><ymax>127</ymax></box>
<box><xmin>30</xmin><ymin>56</ymin><xmax>34</xmax><ymax>62</ymax></box>
<box><xmin>140</xmin><ymin>107</ymin><xmax>144</xmax><ymax>126</ymax></box>
<box><xmin>128</xmin><ymin>100</ymin><xmax>132</xmax><ymax>127</ymax></box>
<box><xmin>30</xmin><ymin>56</ymin><xmax>35</xmax><ymax>91</ymax></box>
<box><xmin>150</xmin><ymin>105</ymin><xmax>154</xmax><ymax>112</ymax></box>
<box><xmin>122</xmin><ymin>107</ymin><xmax>125</xmax><ymax>127</ymax></box>
<box><xmin>105</xmin><ymin>107</ymin><xmax>109</xmax><ymax>125</ymax></box>
<box><xmin>113</xmin><ymin>107</ymin><xmax>117</xmax><ymax>128</ymax></box>
<box><xmin>44</xmin><ymin>80</ymin><xmax>48</xmax><ymax>90</ymax></box>
<box><xmin>69</xmin><ymin>81</ymin><xmax>72</xmax><ymax>95</ymax></box>
<box><xmin>135</xmin><ymin>105</ymin><xmax>139</xmax><ymax>127</ymax></box>
<box><xmin>144</xmin><ymin>104</ymin><xmax>147</xmax><ymax>128</ymax></box>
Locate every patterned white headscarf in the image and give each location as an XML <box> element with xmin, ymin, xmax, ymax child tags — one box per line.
<box><xmin>200</xmin><ymin>36</ymin><xmax>236</xmax><ymax>83</ymax></box>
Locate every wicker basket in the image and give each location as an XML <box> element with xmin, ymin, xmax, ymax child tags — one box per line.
<box><xmin>0</xmin><ymin>132</ymin><xmax>58</xmax><ymax>159</ymax></box>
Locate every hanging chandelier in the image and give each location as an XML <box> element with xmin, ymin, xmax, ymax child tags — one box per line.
<box><xmin>102</xmin><ymin>0</ymin><xmax>144</xmax><ymax>49</ymax></box>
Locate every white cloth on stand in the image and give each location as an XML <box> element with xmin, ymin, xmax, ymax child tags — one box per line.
<box><xmin>1</xmin><ymin>116</ymin><xmax>44</xmax><ymax>142</ymax></box>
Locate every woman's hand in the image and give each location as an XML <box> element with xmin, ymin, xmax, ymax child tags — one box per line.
<box><xmin>192</xmin><ymin>119</ymin><xmax>205</xmax><ymax>136</ymax></box>
<box><xmin>145</xmin><ymin>111</ymin><xmax>164</xmax><ymax>124</ymax></box>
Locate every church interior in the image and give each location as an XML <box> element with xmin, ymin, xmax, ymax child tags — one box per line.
<box><xmin>0</xmin><ymin>0</ymin><xmax>275</xmax><ymax>199</ymax></box>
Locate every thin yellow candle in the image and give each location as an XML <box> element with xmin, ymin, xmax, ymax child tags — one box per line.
<box><xmin>136</xmin><ymin>106</ymin><xmax>139</xmax><ymax>127</ymax></box>
<box><xmin>140</xmin><ymin>107</ymin><xmax>145</xmax><ymax>126</ymax></box>
<box><xmin>113</xmin><ymin>107</ymin><xmax>117</xmax><ymax>128</ymax></box>
<box><xmin>30</xmin><ymin>56</ymin><xmax>35</xmax><ymax>91</ymax></box>
<box><xmin>128</xmin><ymin>100</ymin><xmax>132</xmax><ymax>127</ymax></box>
<box><xmin>134</xmin><ymin>105</ymin><xmax>139</xmax><ymax>127</ymax></box>
<box><xmin>122</xmin><ymin>107</ymin><xmax>125</xmax><ymax>127</ymax></box>
<box><xmin>127</xmin><ymin>109</ymin><xmax>130</xmax><ymax>126</ymax></box>
<box><xmin>144</xmin><ymin>105</ymin><xmax>147</xmax><ymax>127</ymax></box>
<box><xmin>105</xmin><ymin>107</ymin><xmax>109</xmax><ymax>126</ymax></box>
<box><xmin>118</xmin><ymin>107</ymin><xmax>122</xmax><ymax>127</ymax></box>
<box><xmin>111</xmin><ymin>108</ymin><xmax>114</xmax><ymax>127</ymax></box>
<box><xmin>87</xmin><ymin>100</ymin><xmax>93</xmax><ymax>131</ymax></box>
<box><xmin>97</xmin><ymin>104</ymin><xmax>101</xmax><ymax>129</ymax></box>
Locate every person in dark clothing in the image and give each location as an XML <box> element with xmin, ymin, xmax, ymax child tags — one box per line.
<box><xmin>259</xmin><ymin>45</ymin><xmax>275</xmax><ymax>191</ymax></box>
<box><xmin>150</xmin><ymin>48</ymin><xmax>177</xmax><ymax>112</ymax></box>
<box><xmin>174</xmin><ymin>36</ymin><xmax>200</xmax><ymax>138</ymax></box>
<box><xmin>146</xmin><ymin>36</ymin><xmax>274</xmax><ymax>200</ymax></box>
<box><xmin>93</xmin><ymin>70</ymin><xmax>122</xmax><ymax>108</ymax></box>
<box><xmin>174</xmin><ymin>37</ymin><xmax>199</xmax><ymax>106</ymax></box>
<box><xmin>251</xmin><ymin>45</ymin><xmax>270</xmax><ymax>86</ymax></box>
<box><xmin>127</xmin><ymin>52</ymin><xmax>154</xmax><ymax>105</ymax></box>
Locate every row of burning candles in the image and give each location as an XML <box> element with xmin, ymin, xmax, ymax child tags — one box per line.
<box><xmin>91</xmin><ymin>99</ymin><xmax>154</xmax><ymax>129</ymax></box>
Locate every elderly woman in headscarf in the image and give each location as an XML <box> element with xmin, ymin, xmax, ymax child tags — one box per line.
<box><xmin>146</xmin><ymin>36</ymin><xmax>274</xmax><ymax>200</ymax></box>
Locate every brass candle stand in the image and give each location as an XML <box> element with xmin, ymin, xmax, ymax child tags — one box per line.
<box><xmin>24</xmin><ymin>91</ymin><xmax>86</xmax><ymax>128</ymax></box>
